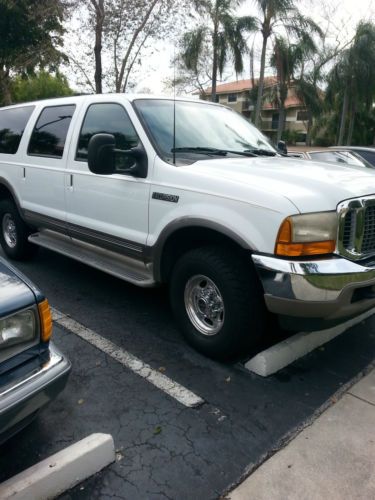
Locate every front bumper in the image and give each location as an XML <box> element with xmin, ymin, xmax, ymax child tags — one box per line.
<box><xmin>252</xmin><ymin>254</ymin><xmax>375</xmax><ymax>330</ymax></box>
<box><xmin>0</xmin><ymin>342</ymin><xmax>71</xmax><ymax>443</ymax></box>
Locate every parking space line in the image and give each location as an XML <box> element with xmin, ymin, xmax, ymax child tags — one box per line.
<box><xmin>51</xmin><ymin>308</ymin><xmax>205</xmax><ymax>408</ymax></box>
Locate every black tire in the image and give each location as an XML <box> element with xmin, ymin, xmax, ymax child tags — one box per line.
<box><xmin>0</xmin><ymin>199</ymin><xmax>37</xmax><ymax>260</ymax></box>
<box><xmin>169</xmin><ymin>245</ymin><xmax>266</xmax><ymax>361</ymax></box>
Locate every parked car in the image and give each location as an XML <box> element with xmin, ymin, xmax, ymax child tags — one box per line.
<box><xmin>0</xmin><ymin>256</ymin><xmax>70</xmax><ymax>444</ymax></box>
<box><xmin>1</xmin><ymin>95</ymin><xmax>375</xmax><ymax>360</ymax></box>
<box><xmin>329</xmin><ymin>146</ymin><xmax>375</xmax><ymax>167</ymax></box>
<box><xmin>289</xmin><ymin>149</ymin><xmax>373</xmax><ymax>168</ymax></box>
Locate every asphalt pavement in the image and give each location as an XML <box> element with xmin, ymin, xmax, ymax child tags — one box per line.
<box><xmin>0</xmin><ymin>247</ymin><xmax>374</xmax><ymax>499</ymax></box>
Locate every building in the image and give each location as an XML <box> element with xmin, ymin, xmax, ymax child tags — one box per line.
<box><xmin>199</xmin><ymin>77</ymin><xmax>309</xmax><ymax>143</ymax></box>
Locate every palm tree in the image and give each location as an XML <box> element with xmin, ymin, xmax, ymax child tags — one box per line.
<box><xmin>251</xmin><ymin>0</ymin><xmax>322</xmax><ymax>128</ymax></box>
<box><xmin>270</xmin><ymin>33</ymin><xmax>318</xmax><ymax>142</ymax></box>
<box><xmin>181</xmin><ymin>0</ymin><xmax>257</xmax><ymax>102</ymax></box>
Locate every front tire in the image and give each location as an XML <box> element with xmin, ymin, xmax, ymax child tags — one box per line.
<box><xmin>0</xmin><ymin>199</ymin><xmax>36</xmax><ymax>260</ymax></box>
<box><xmin>170</xmin><ymin>246</ymin><xmax>265</xmax><ymax>360</ymax></box>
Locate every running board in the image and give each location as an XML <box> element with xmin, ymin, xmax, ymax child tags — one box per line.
<box><xmin>29</xmin><ymin>230</ymin><xmax>155</xmax><ymax>287</ymax></box>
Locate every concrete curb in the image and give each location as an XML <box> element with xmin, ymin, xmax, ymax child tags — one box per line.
<box><xmin>245</xmin><ymin>308</ymin><xmax>375</xmax><ymax>376</ymax></box>
<box><xmin>0</xmin><ymin>433</ymin><xmax>115</xmax><ymax>499</ymax></box>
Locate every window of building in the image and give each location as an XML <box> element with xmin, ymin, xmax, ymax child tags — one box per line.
<box><xmin>297</xmin><ymin>110</ymin><xmax>309</xmax><ymax>121</ymax></box>
<box><xmin>76</xmin><ymin>103</ymin><xmax>140</xmax><ymax>170</ymax></box>
<box><xmin>28</xmin><ymin>105</ymin><xmax>75</xmax><ymax>158</ymax></box>
<box><xmin>227</xmin><ymin>94</ymin><xmax>237</xmax><ymax>103</ymax></box>
<box><xmin>0</xmin><ymin>106</ymin><xmax>35</xmax><ymax>154</ymax></box>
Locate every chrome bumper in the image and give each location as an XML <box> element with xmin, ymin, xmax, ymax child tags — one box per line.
<box><xmin>0</xmin><ymin>343</ymin><xmax>71</xmax><ymax>441</ymax></box>
<box><xmin>252</xmin><ymin>254</ymin><xmax>375</xmax><ymax>330</ymax></box>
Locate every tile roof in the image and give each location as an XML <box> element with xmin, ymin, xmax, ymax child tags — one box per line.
<box><xmin>204</xmin><ymin>77</ymin><xmax>278</xmax><ymax>95</ymax></box>
<box><xmin>202</xmin><ymin>78</ymin><xmax>304</xmax><ymax>108</ymax></box>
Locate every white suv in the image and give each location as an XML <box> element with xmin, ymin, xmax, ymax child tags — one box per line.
<box><xmin>1</xmin><ymin>95</ymin><xmax>375</xmax><ymax>360</ymax></box>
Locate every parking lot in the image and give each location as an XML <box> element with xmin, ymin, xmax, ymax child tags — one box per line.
<box><xmin>1</xmin><ymin>247</ymin><xmax>375</xmax><ymax>499</ymax></box>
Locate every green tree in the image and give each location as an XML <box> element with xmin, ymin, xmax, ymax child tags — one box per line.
<box><xmin>251</xmin><ymin>0</ymin><xmax>322</xmax><ymax>128</ymax></box>
<box><xmin>11</xmin><ymin>71</ymin><xmax>73</xmax><ymax>103</ymax></box>
<box><xmin>0</xmin><ymin>0</ymin><xmax>67</xmax><ymax>105</ymax></box>
<box><xmin>327</xmin><ymin>21</ymin><xmax>375</xmax><ymax>145</ymax></box>
<box><xmin>181</xmin><ymin>0</ymin><xmax>256</xmax><ymax>102</ymax></box>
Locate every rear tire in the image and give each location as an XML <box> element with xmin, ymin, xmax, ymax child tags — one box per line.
<box><xmin>169</xmin><ymin>245</ymin><xmax>266</xmax><ymax>360</ymax></box>
<box><xmin>0</xmin><ymin>199</ymin><xmax>37</xmax><ymax>260</ymax></box>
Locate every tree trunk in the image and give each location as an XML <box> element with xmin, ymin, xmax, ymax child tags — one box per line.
<box><xmin>277</xmin><ymin>104</ymin><xmax>285</xmax><ymax>143</ymax></box>
<box><xmin>254</xmin><ymin>33</ymin><xmax>268</xmax><ymax>128</ymax></box>
<box><xmin>92</xmin><ymin>0</ymin><xmax>104</xmax><ymax>94</ymax></box>
<box><xmin>0</xmin><ymin>68</ymin><xmax>12</xmax><ymax>105</ymax></box>
<box><xmin>346</xmin><ymin>100</ymin><xmax>356</xmax><ymax>145</ymax></box>
<box><xmin>117</xmin><ymin>0</ymin><xmax>159</xmax><ymax>92</ymax></box>
<box><xmin>211</xmin><ymin>42</ymin><xmax>218</xmax><ymax>102</ymax></box>
<box><xmin>338</xmin><ymin>85</ymin><xmax>349</xmax><ymax>145</ymax></box>
<box><xmin>210</xmin><ymin>6</ymin><xmax>219</xmax><ymax>103</ymax></box>
<box><xmin>306</xmin><ymin>111</ymin><xmax>313</xmax><ymax>146</ymax></box>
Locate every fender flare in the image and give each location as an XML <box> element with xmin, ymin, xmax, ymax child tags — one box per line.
<box><xmin>148</xmin><ymin>217</ymin><xmax>254</xmax><ymax>282</ymax></box>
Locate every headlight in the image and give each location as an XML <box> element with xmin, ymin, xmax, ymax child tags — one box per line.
<box><xmin>275</xmin><ymin>212</ymin><xmax>337</xmax><ymax>257</ymax></box>
<box><xmin>0</xmin><ymin>309</ymin><xmax>36</xmax><ymax>349</ymax></box>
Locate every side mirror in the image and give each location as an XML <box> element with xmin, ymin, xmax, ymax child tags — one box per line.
<box><xmin>88</xmin><ymin>133</ymin><xmax>116</xmax><ymax>175</ymax></box>
<box><xmin>277</xmin><ymin>140</ymin><xmax>288</xmax><ymax>155</ymax></box>
<box><xmin>88</xmin><ymin>133</ymin><xmax>148</xmax><ymax>178</ymax></box>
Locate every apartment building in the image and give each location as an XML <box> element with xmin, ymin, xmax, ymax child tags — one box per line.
<box><xmin>200</xmin><ymin>77</ymin><xmax>309</xmax><ymax>143</ymax></box>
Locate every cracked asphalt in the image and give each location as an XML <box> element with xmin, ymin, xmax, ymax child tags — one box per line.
<box><xmin>0</xmin><ymin>248</ymin><xmax>375</xmax><ymax>499</ymax></box>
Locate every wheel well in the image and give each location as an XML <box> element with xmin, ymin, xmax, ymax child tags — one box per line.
<box><xmin>0</xmin><ymin>184</ymin><xmax>14</xmax><ymax>204</ymax></box>
<box><xmin>159</xmin><ymin>226</ymin><xmax>252</xmax><ymax>282</ymax></box>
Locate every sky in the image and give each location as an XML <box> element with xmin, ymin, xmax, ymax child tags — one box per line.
<box><xmin>65</xmin><ymin>0</ymin><xmax>375</xmax><ymax>95</ymax></box>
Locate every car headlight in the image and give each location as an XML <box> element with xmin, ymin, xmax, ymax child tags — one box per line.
<box><xmin>275</xmin><ymin>212</ymin><xmax>337</xmax><ymax>257</ymax></box>
<box><xmin>0</xmin><ymin>309</ymin><xmax>36</xmax><ymax>349</ymax></box>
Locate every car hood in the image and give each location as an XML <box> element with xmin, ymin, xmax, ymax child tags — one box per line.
<box><xmin>0</xmin><ymin>258</ymin><xmax>36</xmax><ymax>316</ymax></box>
<box><xmin>184</xmin><ymin>157</ymin><xmax>375</xmax><ymax>213</ymax></box>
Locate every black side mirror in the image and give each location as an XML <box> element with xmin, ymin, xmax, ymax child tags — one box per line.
<box><xmin>88</xmin><ymin>133</ymin><xmax>116</xmax><ymax>175</ymax></box>
<box><xmin>88</xmin><ymin>133</ymin><xmax>148</xmax><ymax>178</ymax></box>
<box><xmin>277</xmin><ymin>140</ymin><xmax>288</xmax><ymax>155</ymax></box>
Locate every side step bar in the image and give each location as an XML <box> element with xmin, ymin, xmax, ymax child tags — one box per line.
<box><xmin>29</xmin><ymin>230</ymin><xmax>156</xmax><ymax>287</ymax></box>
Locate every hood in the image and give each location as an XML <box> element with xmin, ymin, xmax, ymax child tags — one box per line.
<box><xmin>182</xmin><ymin>157</ymin><xmax>375</xmax><ymax>213</ymax></box>
<box><xmin>0</xmin><ymin>258</ymin><xmax>36</xmax><ymax>316</ymax></box>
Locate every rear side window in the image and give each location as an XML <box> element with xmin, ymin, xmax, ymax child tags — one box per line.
<box><xmin>28</xmin><ymin>104</ymin><xmax>75</xmax><ymax>158</ymax></box>
<box><xmin>76</xmin><ymin>103</ymin><xmax>139</xmax><ymax>161</ymax></box>
<box><xmin>0</xmin><ymin>106</ymin><xmax>35</xmax><ymax>154</ymax></box>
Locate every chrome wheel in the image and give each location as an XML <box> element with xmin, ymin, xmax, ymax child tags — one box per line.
<box><xmin>2</xmin><ymin>213</ymin><xmax>17</xmax><ymax>248</ymax></box>
<box><xmin>184</xmin><ymin>275</ymin><xmax>225</xmax><ymax>336</ymax></box>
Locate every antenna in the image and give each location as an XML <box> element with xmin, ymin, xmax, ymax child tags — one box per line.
<box><xmin>173</xmin><ymin>40</ymin><xmax>176</xmax><ymax>165</ymax></box>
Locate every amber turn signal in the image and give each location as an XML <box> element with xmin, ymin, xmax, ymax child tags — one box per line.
<box><xmin>275</xmin><ymin>217</ymin><xmax>336</xmax><ymax>257</ymax></box>
<box><xmin>38</xmin><ymin>299</ymin><xmax>53</xmax><ymax>342</ymax></box>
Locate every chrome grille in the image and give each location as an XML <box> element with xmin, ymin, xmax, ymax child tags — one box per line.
<box><xmin>342</xmin><ymin>210</ymin><xmax>356</xmax><ymax>249</ymax></box>
<box><xmin>338</xmin><ymin>196</ymin><xmax>375</xmax><ymax>260</ymax></box>
<box><xmin>362</xmin><ymin>206</ymin><xmax>375</xmax><ymax>252</ymax></box>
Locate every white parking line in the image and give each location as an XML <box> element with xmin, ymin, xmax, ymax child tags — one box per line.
<box><xmin>51</xmin><ymin>308</ymin><xmax>204</xmax><ymax>408</ymax></box>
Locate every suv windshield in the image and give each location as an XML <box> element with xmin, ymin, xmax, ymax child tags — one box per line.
<box><xmin>133</xmin><ymin>99</ymin><xmax>276</xmax><ymax>164</ymax></box>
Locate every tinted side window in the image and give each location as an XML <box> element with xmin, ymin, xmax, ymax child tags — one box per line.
<box><xmin>0</xmin><ymin>106</ymin><xmax>35</xmax><ymax>154</ymax></box>
<box><xmin>76</xmin><ymin>103</ymin><xmax>139</xmax><ymax>162</ymax></box>
<box><xmin>28</xmin><ymin>105</ymin><xmax>75</xmax><ymax>158</ymax></box>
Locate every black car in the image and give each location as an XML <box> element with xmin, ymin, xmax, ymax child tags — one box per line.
<box><xmin>0</xmin><ymin>256</ymin><xmax>70</xmax><ymax>444</ymax></box>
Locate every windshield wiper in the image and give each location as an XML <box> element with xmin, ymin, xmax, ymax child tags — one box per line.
<box><xmin>243</xmin><ymin>148</ymin><xmax>277</xmax><ymax>157</ymax></box>
<box><xmin>171</xmin><ymin>147</ymin><xmax>257</xmax><ymax>157</ymax></box>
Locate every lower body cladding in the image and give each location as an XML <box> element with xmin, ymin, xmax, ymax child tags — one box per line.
<box><xmin>252</xmin><ymin>254</ymin><xmax>375</xmax><ymax>331</ymax></box>
<box><xmin>0</xmin><ymin>343</ymin><xmax>71</xmax><ymax>444</ymax></box>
